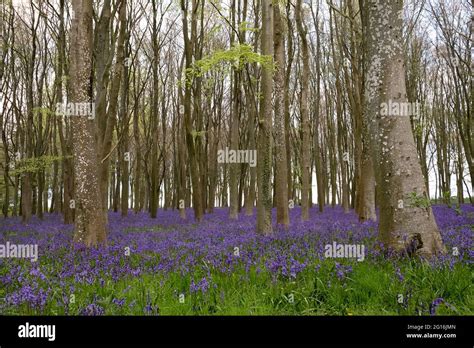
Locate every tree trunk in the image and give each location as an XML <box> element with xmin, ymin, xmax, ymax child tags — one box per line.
<box><xmin>366</xmin><ymin>0</ymin><xmax>445</xmax><ymax>256</ymax></box>
<box><xmin>181</xmin><ymin>0</ymin><xmax>204</xmax><ymax>222</ymax></box>
<box><xmin>70</xmin><ymin>0</ymin><xmax>107</xmax><ymax>247</ymax></box>
<box><xmin>296</xmin><ymin>0</ymin><xmax>310</xmax><ymax>221</ymax></box>
<box><xmin>256</xmin><ymin>0</ymin><xmax>273</xmax><ymax>235</ymax></box>
<box><xmin>273</xmin><ymin>2</ymin><xmax>289</xmax><ymax>227</ymax></box>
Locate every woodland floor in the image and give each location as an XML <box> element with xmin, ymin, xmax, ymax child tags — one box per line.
<box><xmin>0</xmin><ymin>205</ymin><xmax>472</xmax><ymax>315</ymax></box>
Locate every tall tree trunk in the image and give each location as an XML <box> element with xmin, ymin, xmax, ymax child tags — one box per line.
<box><xmin>256</xmin><ymin>0</ymin><xmax>273</xmax><ymax>235</ymax></box>
<box><xmin>273</xmin><ymin>2</ymin><xmax>289</xmax><ymax>227</ymax></box>
<box><xmin>70</xmin><ymin>0</ymin><xmax>107</xmax><ymax>247</ymax></box>
<box><xmin>366</xmin><ymin>0</ymin><xmax>445</xmax><ymax>256</ymax></box>
<box><xmin>96</xmin><ymin>0</ymin><xmax>127</xmax><ymax>223</ymax></box>
<box><xmin>56</xmin><ymin>0</ymin><xmax>74</xmax><ymax>223</ymax></box>
<box><xmin>358</xmin><ymin>48</ymin><xmax>377</xmax><ymax>221</ymax></box>
<box><xmin>284</xmin><ymin>1</ymin><xmax>294</xmax><ymax>207</ymax></box>
<box><xmin>150</xmin><ymin>0</ymin><xmax>160</xmax><ymax>219</ymax></box>
<box><xmin>244</xmin><ymin>0</ymin><xmax>259</xmax><ymax>216</ymax></box>
<box><xmin>21</xmin><ymin>15</ymin><xmax>36</xmax><ymax>223</ymax></box>
<box><xmin>133</xmin><ymin>66</ymin><xmax>142</xmax><ymax>213</ymax></box>
<box><xmin>310</xmin><ymin>5</ymin><xmax>325</xmax><ymax>213</ymax></box>
<box><xmin>120</xmin><ymin>54</ymin><xmax>130</xmax><ymax>217</ymax></box>
<box><xmin>229</xmin><ymin>72</ymin><xmax>240</xmax><ymax>219</ymax></box>
<box><xmin>178</xmin><ymin>99</ymin><xmax>187</xmax><ymax>219</ymax></box>
<box><xmin>181</xmin><ymin>0</ymin><xmax>204</xmax><ymax>222</ymax></box>
<box><xmin>357</xmin><ymin>1</ymin><xmax>377</xmax><ymax>221</ymax></box>
<box><xmin>296</xmin><ymin>0</ymin><xmax>310</xmax><ymax>221</ymax></box>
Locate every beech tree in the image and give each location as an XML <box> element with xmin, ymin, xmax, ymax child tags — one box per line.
<box><xmin>70</xmin><ymin>0</ymin><xmax>107</xmax><ymax>246</ymax></box>
<box><xmin>296</xmin><ymin>0</ymin><xmax>311</xmax><ymax>221</ymax></box>
<box><xmin>274</xmin><ymin>2</ymin><xmax>289</xmax><ymax>227</ymax></box>
<box><xmin>0</xmin><ymin>0</ymin><xmax>469</xmax><ymax>254</ymax></box>
<box><xmin>256</xmin><ymin>0</ymin><xmax>273</xmax><ymax>235</ymax></box>
<box><xmin>365</xmin><ymin>0</ymin><xmax>445</xmax><ymax>256</ymax></box>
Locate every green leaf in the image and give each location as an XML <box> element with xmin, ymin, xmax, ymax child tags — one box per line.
<box><xmin>184</xmin><ymin>44</ymin><xmax>275</xmax><ymax>86</ymax></box>
<box><xmin>11</xmin><ymin>155</ymin><xmax>72</xmax><ymax>176</ymax></box>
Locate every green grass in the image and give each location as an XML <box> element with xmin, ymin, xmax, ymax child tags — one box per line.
<box><xmin>4</xmin><ymin>257</ymin><xmax>472</xmax><ymax>316</ymax></box>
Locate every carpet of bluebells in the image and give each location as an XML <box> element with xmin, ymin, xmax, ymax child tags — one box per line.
<box><xmin>0</xmin><ymin>205</ymin><xmax>472</xmax><ymax>315</ymax></box>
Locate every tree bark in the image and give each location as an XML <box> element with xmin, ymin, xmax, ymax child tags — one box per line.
<box><xmin>296</xmin><ymin>0</ymin><xmax>310</xmax><ymax>221</ymax></box>
<box><xmin>256</xmin><ymin>0</ymin><xmax>273</xmax><ymax>235</ymax></box>
<box><xmin>70</xmin><ymin>0</ymin><xmax>107</xmax><ymax>247</ymax></box>
<box><xmin>274</xmin><ymin>2</ymin><xmax>289</xmax><ymax>227</ymax></box>
<box><xmin>366</xmin><ymin>0</ymin><xmax>445</xmax><ymax>256</ymax></box>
